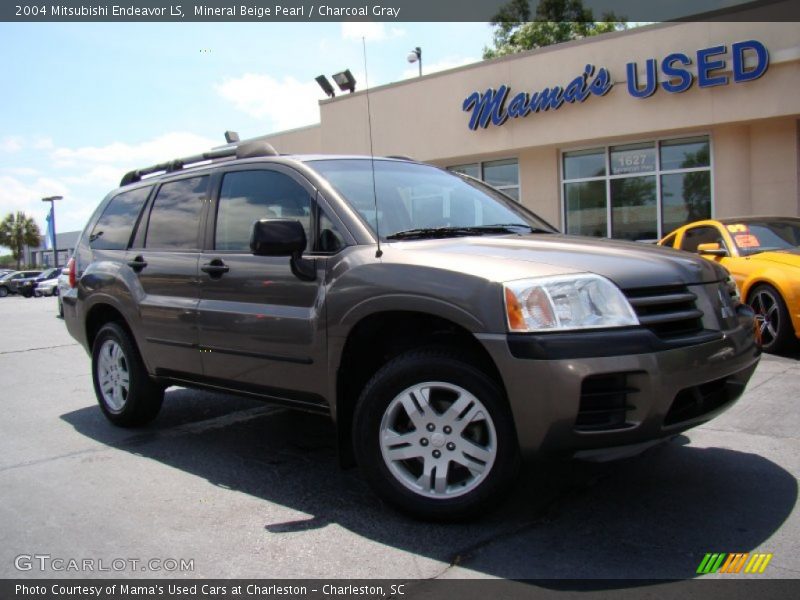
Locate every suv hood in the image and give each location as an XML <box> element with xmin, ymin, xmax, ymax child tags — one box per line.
<box><xmin>388</xmin><ymin>234</ymin><xmax>726</xmax><ymax>289</ymax></box>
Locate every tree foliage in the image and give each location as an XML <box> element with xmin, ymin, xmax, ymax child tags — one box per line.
<box><xmin>484</xmin><ymin>0</ymin><xmax>627</xmax><ymax>59</ymax></box>
<box><xmin>0</xmin><ymin>212</ymin><xmax>42</xmax><ymax>270</ymax></box>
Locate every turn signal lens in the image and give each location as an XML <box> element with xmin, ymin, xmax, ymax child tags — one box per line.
<box><xmin>505</xmin><ymin>287</ymin><xmax>526</xmax><ymax>331</ymax></box>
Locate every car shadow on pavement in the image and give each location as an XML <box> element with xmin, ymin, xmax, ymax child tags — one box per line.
<box><xmin>61</xmin><ymin>388</ymin><xmax>797</xmax><ymax>584</ymax></box>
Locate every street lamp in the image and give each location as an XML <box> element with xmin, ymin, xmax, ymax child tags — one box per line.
<box><xmin>407</xmin><ymin>47</ymin><xmax>422</xmax><ymax>77</ymax></box>
<box><xmin>41</xmin><ymin>195</ymin><xmax>63</xmax><ymax>268</ymax></box>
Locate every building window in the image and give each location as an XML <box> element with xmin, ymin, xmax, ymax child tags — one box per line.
<box><xmin>448</xmin><ymin>158</ymin><xmax>520</xmax><ymax>201</ymax></box>
<box><xmin>562</xmin><ymin>136</ymin><xmax>711</xmax><ymax>241</ymax></box>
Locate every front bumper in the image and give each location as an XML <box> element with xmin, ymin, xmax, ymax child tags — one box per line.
<box><xmin>477</xmin><ymin>312</ymin><xmax>760</xmax><ymax>460</ymax></box>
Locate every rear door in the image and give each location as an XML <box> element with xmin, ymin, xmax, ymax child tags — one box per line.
<box><xmin>196</xmin><ymin>166</ymin><xmax>344</xmax><ymax>409</ymax></box>
<box><xmin>129</xmin><ymin>174</ymin><xmax>209</xmax><ymax>377</ymax></box>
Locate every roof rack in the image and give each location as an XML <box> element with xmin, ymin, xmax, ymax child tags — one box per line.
<box><xmin>120</xmin><ymin>140</ymin><xmax>279</xmax><ymax>186</ymax></box>
<box><xmin>385</xmin><ymin>155</ymin><xmax>415</xmax><ymax>161</ymax></box>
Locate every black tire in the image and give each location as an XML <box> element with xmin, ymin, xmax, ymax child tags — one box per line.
<box><xmin>353</xmin><ymin>349</ymin><xmax>519</xmax><ymax>521</ymax></box>
<box><xmin>0</xmin><ymin>286</ymin><xmax>8</xmax><ymax>298</ymax></box>
<box><xmin>58</xmin><ymin>297</ymin><xmax>64</xmax><ymax>318</ymax></box>
<box><xmin>91</xmin><ymin>322</ymin><xmax>164</xmax><ymax>427</ymax></box>
<box><xmin>748</xmin><ymin>284</ymin><xmax>795</xmax><ymax>354</ymax></box>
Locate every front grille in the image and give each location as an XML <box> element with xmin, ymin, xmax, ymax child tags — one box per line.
<box><xmin>575</xmin><ymin>373</ymin><xmax>639</xmax><ymax>432</ymax></box>
<box><xmin>664</xmin><ymin>377</ymin><xmax>747</xmax><ymax>426</ymax></box>
<box><xmin>625</xmin><ymin>285</ymin><xmax>704</xmax><ymax>338</ymax></box>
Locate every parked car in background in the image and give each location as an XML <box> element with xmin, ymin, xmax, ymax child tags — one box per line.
<box><xmin>0</xmin><ymin>269</ymin><xmax>13</xmax><ymax>279</ymax></box>
<box><xmin>57</xmin><ymin>266</ymin><xmax>70</xmax><ymax>317</ymax></box>
<box><xmin>659</xmin><ymin>217</ymin><xmax>800</xmax><ymax>353</ymax></box>
<box><xmin>0</xmin><ymin>270</ymin><xmax>42</xmax><ymax>297</ymax></box>
<box><xmin>17</xmin><ymin>267</ymin><xmax>62</xmax><ymax>298</ymax></box>
<box><xmin>34</xmin><ymin>277</ymin><xmax>60</xmax><ymax>297</ymax></box>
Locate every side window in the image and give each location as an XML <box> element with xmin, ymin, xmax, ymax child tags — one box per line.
<box><xmin>679</xmin><ymin>226</ymin><xmax>725</xmax><ymax>253</ymax></box>
<box><xmin>145</xmin><ymin>176</ymin><xmax>208</xmax><ymax>250</ymax></box>
<box><xmin>318</xmin><ymin>211</ymin><xmax>345</xmax><ymax>254</ymax></box>
<box><xmin>216</xmin><ymin>170</ymin><xmax>312</xmax><ymax>251</ymax></box>
<box><xmin>89</xmin><ymin>186</ymin><xmax>151</xmax><ymax>250</ymax></box>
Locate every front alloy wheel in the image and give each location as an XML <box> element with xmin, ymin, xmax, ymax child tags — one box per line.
<box><xmin>354</xmin><ymin>350</ymin><xmax>518</xmax><ymax>520</ymax></box>
<box><xmin>749</xmin><ymin>284</ymin><xmax>793</xmax><ymax>353</ymax></box>
<box><xmin>379</xmin><ymin>382</ymin><xmax>497</xmax><ymax>499</ymax></box>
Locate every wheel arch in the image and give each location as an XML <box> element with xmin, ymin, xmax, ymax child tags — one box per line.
<box><xmin>333</xmin><ymin>309</ymin><xmax>507</xmax><ymax>467</ymax></box>
<box><xmin>84</xmin><ymin>300</ymin><xmax>149</xmax><ymax>372</ymax></box>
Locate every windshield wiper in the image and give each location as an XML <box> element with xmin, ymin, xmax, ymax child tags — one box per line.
<box><xmin>386</xmin><ymin>224</ymin><xmax>538</xmax><ymax>240</ymax></box>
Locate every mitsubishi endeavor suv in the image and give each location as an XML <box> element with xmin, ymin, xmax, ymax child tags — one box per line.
<box><xmin>62</xmin><ymin>140</ymin><xmax>760</xmax><ymax>520</ymax></box>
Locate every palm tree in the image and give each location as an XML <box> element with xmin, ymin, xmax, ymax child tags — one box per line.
<box><xmin>0</xmin><ymin>212</ymin><xmax>42</xmax><ymax>269</ymax></box>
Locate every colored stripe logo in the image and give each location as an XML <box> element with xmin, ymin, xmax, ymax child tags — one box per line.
<box><xmin>697</xmin><ymin>552</ymin><xmax>773</xmax><ymax>574</ymax></box>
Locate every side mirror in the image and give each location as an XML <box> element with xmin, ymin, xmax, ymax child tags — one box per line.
<box><xmin>250</xmin><ymin>219</ymin><xmax>306</xmax><ymax>256</ymax></box>
<box><xmin>250</xmin><ymin>219</ymin><xmax>316</xmax><ymax>281</ymax></box>
<box><xmin>696</xmin><ymin>242</ymin><xmax>728</xmax><ymax>257</ymax></box>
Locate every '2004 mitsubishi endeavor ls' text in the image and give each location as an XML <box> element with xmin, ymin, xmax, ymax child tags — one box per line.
<box><xmin>62</xmin><ymin>141</ymin><xmax>760</xmax><ymax>520</ymax></box>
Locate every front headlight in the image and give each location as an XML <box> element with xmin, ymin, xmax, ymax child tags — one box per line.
<box><xmin>503</xmin><ymin>274</ymin><xmax>639</xmax><ymax>332</ymax></box>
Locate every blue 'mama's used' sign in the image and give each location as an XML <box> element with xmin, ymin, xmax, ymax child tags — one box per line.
<box><xmin>462</xmin><ymin>39</ymin><xmax>769</xmax><ymax>131</ymax></box>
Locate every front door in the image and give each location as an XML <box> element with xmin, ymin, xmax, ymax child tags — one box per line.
<box><xmin>197</xmin><ymin>167</ymin><xmax>329</xmax><ymax>409</ymax></box>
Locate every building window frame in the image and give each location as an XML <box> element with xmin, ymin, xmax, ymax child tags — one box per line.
<box><xmin>560</xmin><ymin>133</ymin><xmax>715</xmax><ymax>241</ymax></box>
<box><xmin>447</xmin><ymin>157</ymin><xmax>521</xmax><ymax>202</ymax></box>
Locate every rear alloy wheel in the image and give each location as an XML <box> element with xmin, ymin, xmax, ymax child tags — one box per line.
<box><xmin>91</xmin><ymin>322</ymin><xmax>163</xmax><ymax>426</ymax></box>
<box><xmin>748</xmin><ymin>284</ymin><xmax>794</xmax><ymax>354</ymax></box>
<box><xmin>354</xmin><ymin>350</ymin><xmax>518</xmax><ymax>520</ymax></box>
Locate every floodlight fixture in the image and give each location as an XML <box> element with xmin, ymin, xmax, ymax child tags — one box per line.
<box><xmin>332</xmin><ymin>69</ymin><xmax>356</xmax><ymax>93</ymax></box>
<box><xmin>315</xmin><ymin>75</ymin><xmax>336</xmax><ymax>98</ymax></box>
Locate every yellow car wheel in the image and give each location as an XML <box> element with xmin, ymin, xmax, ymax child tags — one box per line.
<box><xmin>748</xmin><ymin>284</ymin><xmax>794</xmax><ymax>354</ymax></box>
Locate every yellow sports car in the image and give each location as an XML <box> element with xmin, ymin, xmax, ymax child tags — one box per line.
<box><xmin>659</xmin><ymin>217</ymin><xmax>800</xmax><ymax>353</ymax></box>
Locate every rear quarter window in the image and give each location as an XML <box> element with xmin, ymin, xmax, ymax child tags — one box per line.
<box><xmin>89</xmin><ymin>186</ymin><xmax>152</xmax><ymax>250</ymax></box>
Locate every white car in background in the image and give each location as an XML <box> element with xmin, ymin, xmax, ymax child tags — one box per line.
<box><xmin>57</xmin><ymin>266</ymin><xmax>70</xmax><ymax>317</ymax></box>
<box><xmin>34</xmin><ymin>277</ymin><xmax>59</xmax><ymax>297</ymax></box>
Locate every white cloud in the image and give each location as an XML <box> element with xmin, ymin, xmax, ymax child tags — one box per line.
<box><xmin>0</xmin><ymin>167</ymin><xmax>39</xmax><ymax>177</ymax></box>
<box><xmin>0</xmin><ymin>175</ymin><xmax>69</xmax><ymax>224</ymax></box>
<box><xmin>402</xmin><ymin>56</ymin><xmax>477</xmax><ymax>79</ymax></box>
<box><xmin>341</xmin><ymin>23</ymin><xmax>406</xmax><ymax>42</ymax></box>
<box><xmin>0</xmin><ymin>131</ymin><xmax>225</xmax><ymax>237</ymax></box>
<box><xmin>215</xmin><ymin>74</ymin><xmax>321</xmax><ymax>131</ymax></box>
<box><xmin>1</xmin><ymin>136</ymin><xmax>23</xmax><ymax>153</ymax></box>
<box><xmin>51</xmin><ymin>132</ymin><xmax>219</xmax><ymax>169</ymax></box>
<box><xmin>63</xmin><ymin>165</ymin><xmax>124</xmax><ymax>189</ymax></box>
<box><xmin>33</xmin><ymin>137</ymin><xmax>55</xmax><ymax>150</ymax></box>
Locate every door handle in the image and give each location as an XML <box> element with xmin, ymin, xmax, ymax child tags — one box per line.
<box><xmin>127</xmin><ymin>256</ymin><xmax>148</xmax><ymax>271</ymax></box>
<box><xmin>201</xmin><ymin>259</ymin><xmax>230</xmax><ymax>277</ymax></box>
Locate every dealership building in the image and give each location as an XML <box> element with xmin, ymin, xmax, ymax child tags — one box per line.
<box><xmin>259</xmin><ymin>19</ymin><xmax>800</xmax><ymax>241</ymax></box>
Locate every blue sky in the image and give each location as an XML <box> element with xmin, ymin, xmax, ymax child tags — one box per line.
<box><xmin>0</xmin><ymin>21</ymin><xmax>492</xmax><ymax>242</ymax></box>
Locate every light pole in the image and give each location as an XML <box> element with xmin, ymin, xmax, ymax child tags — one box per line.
<box><xmin>407</xmin><ymin>47</ymin><xmax>422</xmax><ymax>77</ymax></box>
<box><xmin>41</xmin><ymin>195</ymin><xmax>63</xmax><ymax>268</ymax></box>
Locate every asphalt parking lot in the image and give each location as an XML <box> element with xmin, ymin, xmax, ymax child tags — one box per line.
<box><xmin>1</xmin><ymin>295</ymin><xmax>799</xmax><ymax>582</ymax></box>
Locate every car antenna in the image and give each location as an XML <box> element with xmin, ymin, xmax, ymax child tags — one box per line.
<box><xmin>362</xmin><ymin>37</ymin><xmax>383</xmax><ymax>259</ymax></box>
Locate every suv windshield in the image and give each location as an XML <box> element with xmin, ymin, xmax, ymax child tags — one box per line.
<box><xmin>726</xmin><ymin>218</ymin><xmax>800</xmax><ymax>256</ymax></box>
<box><xmin>307</xmin><ymin>159</ymin><xmax>555</xmax><ymax>240</ymax></box>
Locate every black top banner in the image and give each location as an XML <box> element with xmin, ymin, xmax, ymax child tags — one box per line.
<box><xmin>3</xmin><ymin>0</ymin><xmax>800</xmax><ymax>22</ymax></box>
